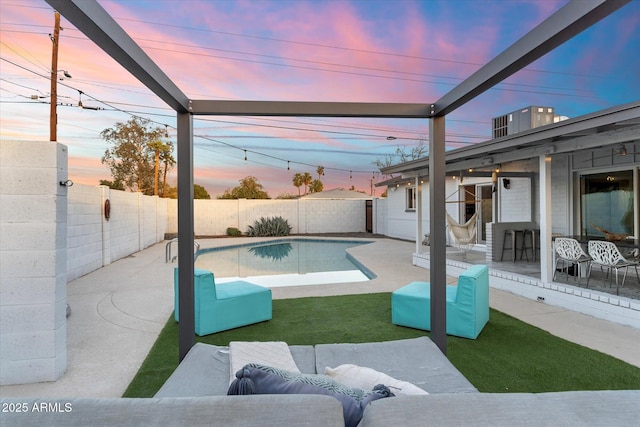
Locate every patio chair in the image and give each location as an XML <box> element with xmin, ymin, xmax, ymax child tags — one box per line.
<box><xmin>553</xmin><ymin>237</ymin><xmax>590</xmax><ymax>283</ymax></box>
<box><xmin>587</xmin><ymin>241</ymin><xmax>640</xmax><ymax>295</ymax></box>
<box><xmin>391</xmin><ymin>264</ymin><xmax>489</xmax><ymax>339</ymax></box>
<box><xmin>446</xmin><ymin>212</ymin><xmax>477</xmax><ymax>257</ymax></box>
<box><xmin>174</xmin><ymin>268</ymin><xmax>272</xmax><ymax>336</ymax></box>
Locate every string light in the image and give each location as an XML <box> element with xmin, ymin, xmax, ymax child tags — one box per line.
<box><xmin>244</xmin><ymin>150</ymin><xmax>247</xmax><ymax>161</ymax></box>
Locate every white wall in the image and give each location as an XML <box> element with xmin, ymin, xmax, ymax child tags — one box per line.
<box><xmin>67</xmin><ymin>185</ymin><xmax>168</xmax><ymax>281</ymax></box>
<box><xmin>167</xmin><ymin>198</ymin><xmax>370</xmax><ymax>236</ymax></box>
<box><xmin>0</xmin><ymin>140</ymin><xmax>67</xmax><ymax>385</ymax></box>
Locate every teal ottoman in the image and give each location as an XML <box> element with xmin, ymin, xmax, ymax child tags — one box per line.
<box><xmin>391</xmin><ymin>265</ymin><xmax>489</xmax><ymax>339</ymax></box>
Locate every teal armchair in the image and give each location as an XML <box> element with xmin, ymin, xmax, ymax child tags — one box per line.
<box><xmin>391</xmin><ymin>264</ymin><xmax>489</xmax><ymax>339</ymax></box>
<box><xmin>174</xmin><ymin>268</ymin><xmax>272</xmax><ymax>336</ymax></box>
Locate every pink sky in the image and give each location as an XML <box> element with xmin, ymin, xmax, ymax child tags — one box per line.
<box><xmin>1</xmin><ymin>0</ymin><xmax>638</xmax><ymax>197</ymax></box>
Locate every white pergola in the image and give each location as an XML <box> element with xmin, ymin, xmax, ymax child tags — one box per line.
<box><xmin>46</xmin><ymin>0</ymin><xmax>631</xmax><ymax>360</ymax></box>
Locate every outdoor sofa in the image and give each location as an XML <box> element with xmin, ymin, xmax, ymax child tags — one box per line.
<box><xmin>3</xmin><ymin>336</ymin><xmax>639</xmax><ymax>426</ymax></box>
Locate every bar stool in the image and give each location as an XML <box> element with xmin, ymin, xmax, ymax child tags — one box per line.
<box><xmin>501</xmin><ymin>229</ymin><xmax>523</xmax><ymax>262</ymax></box>
<box><xmin>520</xmin><ymin>229</ymin><xmax>539</xmax><ymax>261</ymax></box>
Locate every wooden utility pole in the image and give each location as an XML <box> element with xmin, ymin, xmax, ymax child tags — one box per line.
<box><xmin>50</xmin><ymin>11</ymin><xmax>60</xmax><ymax>142</ymax></box>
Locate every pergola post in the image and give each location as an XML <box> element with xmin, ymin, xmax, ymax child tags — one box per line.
<box><xmin>429</xmin><ymin>115</ymin><xmax>447</xmax><ymax>353</ymax></box>
<box><xmin>177</xmin><ymin>112</ymin><xmax>195</xmax><ymax>360</ymax></box>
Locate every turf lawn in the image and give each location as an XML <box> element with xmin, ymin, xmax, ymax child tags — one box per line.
<box><xmin>124</xmin><ymin>293</ymin><xmax>640</xmax><ymax>398</ymax></box>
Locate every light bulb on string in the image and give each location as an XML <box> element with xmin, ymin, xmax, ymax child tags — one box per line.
<box><xmin>244</xmin><ymin>150</ymin><xmax>247</xmax><ymax>161</ymax></box>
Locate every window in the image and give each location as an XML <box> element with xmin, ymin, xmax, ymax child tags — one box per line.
<box><xmin>580</xmin><ymin>170</ymin><xmax>634</xmax><ymax>236</ymax></box>
<box><xmin>406</xmin><ymin>186</ymin><xmax>416</xmax><ymax>211</ymax></box>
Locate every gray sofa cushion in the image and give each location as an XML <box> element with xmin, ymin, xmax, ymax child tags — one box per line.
<box><xmin>154</xmin><ymin>342</ymin><xmax>316</xmax><ymax>398</ymax></box>
<box><xmin>0</xmin><ymin>395</ymin><xmax>344</xmax><ymax>427</ymax></box>
<box><xmin>360</xmin><ymin>390</ymin><xmax>640</xmax><ymax>426</ymax></box>
<box><xmin>315</xmin><ymin>337</ymin><xmax>477</xmax><ymax>394</ymax></box>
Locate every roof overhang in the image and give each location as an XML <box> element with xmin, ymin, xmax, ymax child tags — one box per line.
<box><xmin>381</xmin><ymin>101</ymin><xmax>640</xmax><ymax>177</ymax></box>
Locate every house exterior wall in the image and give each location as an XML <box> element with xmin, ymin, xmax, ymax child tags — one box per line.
<box><xmin>0</xmin><ymin>141</ymin><xmax>67</xmax><ymax>385</ymax></box>
<box><xmin>382</xmin><ymin>185</ymin><xmax>416</xmax><ymax>241</ymax></box>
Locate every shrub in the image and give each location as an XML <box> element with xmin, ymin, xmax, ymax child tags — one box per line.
<box><xmin>246</xmin><ymin>216</ymin><xmax>292</xmax><ymax>237</ymax></box>
<box><xmin>226</xmin><ymin>227</ymin><xmax>242</xmax><ymax>237</ymax></box>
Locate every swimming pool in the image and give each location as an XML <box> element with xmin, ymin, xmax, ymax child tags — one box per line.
<box><xmin>194</xmin><ymin>239</ymin><xmax>375</xmax><ymax>287</ymax></box>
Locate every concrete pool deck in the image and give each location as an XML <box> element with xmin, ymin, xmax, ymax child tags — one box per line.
<box><xmin>1</xmin><ymin>236</ymin><xmax>639</xmax><ymax>399</ymax></box>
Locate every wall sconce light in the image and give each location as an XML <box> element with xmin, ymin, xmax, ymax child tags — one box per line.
<box><xmin>59</xmin><ymin>179</ymin><xmax>73</xmax><ymax>187</ymax></box>
<box><xmin>502</xmin><ymin>178</ymin><xmax>510</xmax><ymax>189</ymax></box>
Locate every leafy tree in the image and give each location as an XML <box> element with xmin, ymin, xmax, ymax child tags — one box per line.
<box><xmin>164</xmin><ymin>184</ymin><xmax>210</xmax><ymax>199</ymax></box>
<box><xmin>101</xmin><ymin>117</ymin><xmax>171</xmax><ymax>195</ymax></box>
<box><xmin>309</xmin><ymin>179</ymin><xmax>323</xmax><ymax>193</ymax></box>
<box><xmin>159</xmin><ymin>143</ymin><xmax>176</xmax><ymax>197</ymax></box>
<box><xmin>292</xmin><ymin>173</ymin><xmax>304</xmax><ymax>196</ymax></box>
<box><xmin>99</xmin><ymin>179</ymin><xmax>125</xmax><ymax>191</ymax></box>
<box><xmin>194</xmin><ymin>184</ymin><xmax>211</xmax><ymax>199</ymax></box>
<box><xmin>217</xmin><ymin>176</ymin><xmax>269</xmax><ymax>199</ymax></box>
<box><xmin>374</xmin><ymin>138</ymin><xmax>428</xmax><ymax>177</ymax></box>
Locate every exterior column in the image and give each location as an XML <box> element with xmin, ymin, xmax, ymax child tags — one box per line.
<box><xmin>539</xmin><ymin>155</ymin><xmax>553</xmax><ymax>283</ymax></box>
<box><xmin>415</xmin><ymin>176</ymin><xmax>422</xmax><ymax>254</ymax></box>
<box><xmin>177</xmin><ymin>112</ymin><xmax>195</xmax><ymax>361</ymax></box>
<box><xmin>429</xmin><ymin>115</ymin><xmax>447</xmax><ymax>354</ymax></box>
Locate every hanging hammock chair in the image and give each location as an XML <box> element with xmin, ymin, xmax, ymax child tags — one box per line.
<box><xmin>446</xmin><ymin>211</ymin><xmax>478</xmax><ymax>253</ymax></box>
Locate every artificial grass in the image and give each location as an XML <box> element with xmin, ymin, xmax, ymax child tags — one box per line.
<box><xmin>123</xmin><ymin>293</ymin><xmax>640</xmax><ymax>397</ymax></box>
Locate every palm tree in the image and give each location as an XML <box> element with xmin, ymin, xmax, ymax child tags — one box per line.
<box><xmin>302</xmin><ymin>172</ymin><xmax>313</xmax><ymax>195</ymax></box>
<box><xmin>316</xmin><ymin>166</ymin><xmax>324</xmax><ymax>180</ymax></box>
<box><xmin>292</xmin><ymin>173</ymin><xmax>304</xmax><ymax>196</ymax></box>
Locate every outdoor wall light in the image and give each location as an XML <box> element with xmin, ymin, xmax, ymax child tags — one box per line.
<box><xmin>615</xmin><ymin>144</ymin><xmax>627</xmax><ymax>156</ymax></box>
<box><xmin>59</xmin><ymin>179</ymin><xmax>73</xmax><ymax>187</ymax></box>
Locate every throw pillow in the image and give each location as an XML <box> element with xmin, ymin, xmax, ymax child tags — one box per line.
<box><xmin>325</xmin><ymin>364</ymin><xmax>428</xmax><ymax>396</ymax></box>
<box><xmin>228</xmin><ymin>363</ymin><xmax>393</xmax><ymax>427</ymax></box>
<box><xmin>229</xmin><ymin>341</ymin><xmax>300</xmax><ymax>385</ymax></box>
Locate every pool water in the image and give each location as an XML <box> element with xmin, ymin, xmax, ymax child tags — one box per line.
<box><xmin>194</xmin><ymin>239</ymin><xmax>374</xmax><ymax>287</ymax></box>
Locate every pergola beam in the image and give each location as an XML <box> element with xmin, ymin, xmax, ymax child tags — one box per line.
<box><xmin>45</xmin><ymin>0</ymin><xmax>190</xmax><ymax>114</ymax></box>
<box><xmin>432</xmin><ymin>0</ymin><xmax>630</xmax><ymax>117</ymax></box>
<box><xmin>190</xmin><ymin>100</ymin><xmax>431</xmax><ymax>118</ymax></box>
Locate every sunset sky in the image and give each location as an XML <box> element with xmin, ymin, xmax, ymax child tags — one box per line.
<box><xmin>1</xmin><ymin>0</ymin><xmax>639</xmax><ymax>197</ymax></box>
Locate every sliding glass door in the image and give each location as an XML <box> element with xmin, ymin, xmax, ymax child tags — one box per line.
<box><xmin>580</xmin><ymin>170</ymin><xmax>635</xmax><ymax>237</ymax></box>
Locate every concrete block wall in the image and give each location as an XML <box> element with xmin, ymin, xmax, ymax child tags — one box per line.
<box><xmin>244</xmin><ymin>199</ymin><xmax>300</xmax><ymax>234</ymax></box>
<box><xmin>0</xmin><ymin>140</ymin><xmax>67</xmax><ymax>385</ymax></box>
<box><xmin>67</xmin><ymin>183</ymin><xmax>104</xmax><ymax>280</ymax></box>
<box><xmin>67</xmin><ymin>185</ymin><xmax>168</xmax><ymax>282</ymax></box>
<box><xmin>167</xmin><ymin>198</ymin><xmax>371</xmax><ymax>236</ymax></box>
<box><xmin>301</xmin><ymin>199</ymin><xmax>366</xmax><ymax>233</ymax></box>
